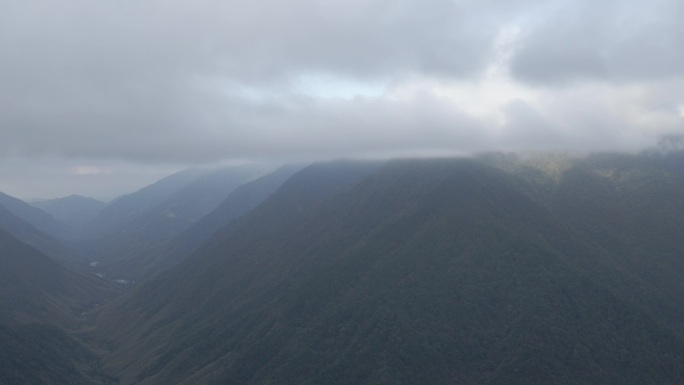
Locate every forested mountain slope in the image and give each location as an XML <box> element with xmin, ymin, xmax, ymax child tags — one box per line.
<box><xmin>0</xmin><ymin>228</ymin><xmax>119</xmax><ymax>385</ymax></box>
<box><xmin>0</xmin><ymin>323</ymin><xmax>116</xmax><ymax>385</ymax></box>
<box><xmin>0</xmin><ymin>227</ymin><xmax>116</xmax><ymax>328</ymax></box>
<box><xmin>94</xmin><ymin>155</ymin><xmax>684</xmax><ymax>385</ymax></box>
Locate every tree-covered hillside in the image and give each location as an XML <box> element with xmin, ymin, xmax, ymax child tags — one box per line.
<box><xmin>93</xmin><ymin>154</ymin><xmax>684</xmax><ymax>385</ymax></box>
<box><xmin>4</xmin><ymin>153</ymin><xmax>684</xmax><ymax>385</ymax></box>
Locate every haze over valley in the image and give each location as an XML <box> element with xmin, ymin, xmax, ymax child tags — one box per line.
<box><xmin>2</xmin><ymin>0</ymin><xmax>684</xmax><ymax>383</ymax></box>
<box><xmin>2</xmin><ymin>150</ymin><xmax>684</xmax><ymax>384</ymax></box>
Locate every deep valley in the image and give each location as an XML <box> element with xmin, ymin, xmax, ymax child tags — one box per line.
<box><xmin>2</xmin><ymin>151</ymin><xmax>684</xmax><ymax>384</ymax></box>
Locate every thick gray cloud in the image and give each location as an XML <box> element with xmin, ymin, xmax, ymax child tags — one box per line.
<box><xmin>509</xmin><ymin>0</ymin><xmax>684</xmax><ymax>83</ymax></box>
<box><xmin>1</xmin><ymin>0</ymin><xmax>683</xmax><ymax>199</ymax></box>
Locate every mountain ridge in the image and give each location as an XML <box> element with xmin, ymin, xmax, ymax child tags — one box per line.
<box><xmin>31</xmin><ymin>195</ymin><xmax>106</xmax><ymax>232</ymax></box>
<box><xmin>4</xmin><ymin>153</ymin><xmax>684</xmax><ymax>385</ymax></box>
<box><xmin>0</xmin><ymin>192</ymin><xmax>69</xmax><ymax>239</ymax></box>
<box><xmin>93</xmin><ymin>155</ymin><xmax>684</xmax><ymax>384</ymax></box>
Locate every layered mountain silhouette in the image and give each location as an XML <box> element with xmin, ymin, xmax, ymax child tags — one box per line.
<box><xmin>72</xmin><ymin>164</ymin><xmax>273</xmax><ymax>277</ymax></box>
<box><xmin>0</xmin><ymin>203</ymin><xmax>83</xmax><ymax>267</ymax></box>
<box><xmin>0</xmin><ymin>192</ymin><xmax>69</xmax><ymax>239</ymax></box>
<box><xmin>92</xmin><ymin>154</ymin><xmax>684</xmax><ymax>384</ymax></box>
<box><xmin>77</xmin><ymin>168</ymin><xmax>209</xmax><ymax>241</ymax></box>
<box><xmin>31</xmin><ymin>195</ymin><xmax>106</xmax><ymax>232</ymax></box>
<box><xmin>4</xmin><ymin>153</ymin><xmax>684</xmax><ymax>385</ymax></box>
<box><xmin>97</xmin><ymin>164</ymin><xmax>304</xmax><ymax>281</ymax></box>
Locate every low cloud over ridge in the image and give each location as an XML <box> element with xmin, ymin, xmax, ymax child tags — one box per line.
<box><xmin>1</xmin><ymin>0</ymin><xmax>683</xmax><ymax>198</ymax></box>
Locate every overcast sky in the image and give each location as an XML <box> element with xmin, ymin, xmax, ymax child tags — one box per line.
<box><xmin>2</xmin><ymin>0</ymin><xmax>683</xmax><ymax>200</ymax></box>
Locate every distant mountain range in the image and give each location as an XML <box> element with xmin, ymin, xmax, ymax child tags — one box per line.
<box><xmin>97</xmin><ymin>163</ymin><xmax>305</xmax><ymax>281</ymax></box>
<box><xmin>0</xmin><ymin>203</ymin><xmax>82</xmax><ymax>266</ymax></box>
<box><xmin>31</xmin><ymin>195</ymin><xmax>106</xmax><ymax>231</ymax></box>
<box><xmin>72</xmin><ymin>163</ymin><xmax>277</xmax><ymax>278</ymax></box>
<box><xmin>0</xmin><ymin>192</ymin><xmax>69</xmax><ymax>239</ymax></box>
<box><xmin>3</xmin><ymin>152</ymin><xmax>684</xmax><ymax>384</ymax></box>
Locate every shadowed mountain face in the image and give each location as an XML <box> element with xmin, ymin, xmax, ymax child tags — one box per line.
<box><xmin>0</xmin><ymin>227</ymin><xmax>120</xmax><ymax>385</ymax></box>
<box><xmin>0</xmin><ymin>227</ymin><xmax>117</xmax><ymax>328</ymax></box>
<box><xmin>94</xmin><ymin>155</ymin><xmax>684</xmax><ymax>385</ymax></box>
<box><xmin>0</xmin><ymin>204</ymin><xmax>84</xmax><ymax>268</ymax></box>
<box><xmin>0</xmin><ymin>323</ymin><xmax>115</xmax><ymax>385</ymax></box>
<box><xmin>3</xmin><ymin>153</ymin><xmax>684</xmax><ymax>385</ymax></box>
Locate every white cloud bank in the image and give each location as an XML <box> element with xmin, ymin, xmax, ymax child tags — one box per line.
<box><xmin>1</xmin><ymin>0</ymin><xmax>683</xmax><ymax>198</ymax></box>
